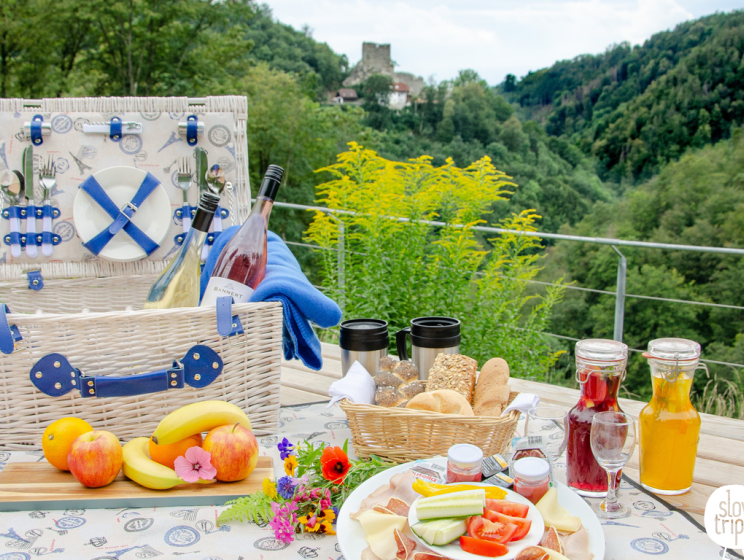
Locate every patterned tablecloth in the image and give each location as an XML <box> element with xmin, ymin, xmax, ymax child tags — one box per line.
<box><xmin>0</xmin><ymin>402</ymin><xmax>737</xmax><ymax>560</ymax></box>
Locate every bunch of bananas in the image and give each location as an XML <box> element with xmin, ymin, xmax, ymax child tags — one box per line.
<box><xmin>123</xmin><ymin>401</ymin><xmax>252</xmax><ymax>490</ymax></box>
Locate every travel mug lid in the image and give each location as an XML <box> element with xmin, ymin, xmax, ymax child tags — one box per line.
<box><xmin>339</xmin><ymin>319</ymin><xmax>389</xmax><ymax>352</ymax></box>
<box><xmin>410</xmin><ymin>316</ymin><xmax>461</xmax><ymax>348</ymax></box>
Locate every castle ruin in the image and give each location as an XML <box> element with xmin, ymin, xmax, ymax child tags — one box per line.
<box><xmin>343</xmin><ymin>43</ymin><xmax>425</xmax><ymax>98</ymax></box>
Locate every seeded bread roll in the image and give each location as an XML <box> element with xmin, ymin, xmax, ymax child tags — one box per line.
<box><xmin>406</xmin><ymin>389</ymin><xmax>475</xmax><ymax>416</ymax></box>
<box><xmin>426</xmin><ymin>353</ymin><xmax>477</xmax><ymax>403</ymax></box>
<box><xmin>378</xmin><ymin>355</ymin><xmax>399</xmax><ymax>374</ymax></box>
<box><xmin>375</xmin><ymin>386</ymin><xmax>406</xmax><ymax>407</ymax></box>
<box><xmin>474</xmin><ymin>358</ymin><xmax>511</xmax><ymax>416</ymax></box>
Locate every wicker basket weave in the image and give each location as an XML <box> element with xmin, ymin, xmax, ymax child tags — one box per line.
<box><xmin>0</xmin><ymin>302</ymin><xmax>283</xmax><ymax>449</ymax></box>
<box><xmin>340</xmin><ymin>394</ymin><xmax>520</xmax><ymax>464</ymax></box>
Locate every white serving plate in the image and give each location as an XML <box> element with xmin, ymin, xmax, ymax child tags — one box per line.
<box><xmin>73</xmin><ymin>166</ymin><xmax>171</xmax><ymax>262</ymax></box>
<box><xmin>337</xmin><ymin>457</ymin><xmax>605</xmax><ymax>560</ymax></box>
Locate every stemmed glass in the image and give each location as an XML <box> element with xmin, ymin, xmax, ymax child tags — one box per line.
<box><xmin>590</xmin><ymin>411</ymin><xmax>636</xmax><ymax>519</ymax></box>
<box><xmin>525</xmin><ymin>406</ymin><xmax>569</xmax><ymax>461</ymax></box>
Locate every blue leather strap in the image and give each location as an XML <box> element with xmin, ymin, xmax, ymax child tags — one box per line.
<box><xmin>28</xmin><ymin>345</ymin><xmax>224</xmax><ymax>398</ymax></box>
<box><xmin>186</xmin><ymin>115</ymin><xmax>198</xmax><ymax>146</ymax></box>
<box><xmin>37</xmin><ymin>232</ymin><xmax>61</xmax><ymax>246</ymax></box>
<box><xmin>2</xmin><ymin>206</ymin><xmax>21</xmax><ymax>220</ymax></box>
<box><xmin>30</xmin><ymin>115</ymin><xmax>44</xmax><ymax>145</ymax></box>
<box><xmin>215</xmin><ymin>296</ymin><xmax>244</xmax><ymax>337</ymax></box>
<box><xmin>109</xmin><ymin>116</ymin><xmax>122</xmax><ymax>142</ymax></box>
<box><xmin>4</xmin><ymin>231</ymin><xmax>24</xmax><ymax>247</ymax></box>
<box><xmin>0</xmin><ymin>304</ymin><xmax>22</xmax><ymax>355</ymax></box>
<box><xmin>24</xmin><ymin>205</ymin><xmax>35</xmax><ymax>221</ymax></box>
<box><xmin>27</xmin><ymin>270</ymin><xmax>43</xmax><ymax>291</ymax></box>
<box><xmin>81</xmin><ymin>361</ymin><xmax>184</xmax><ymax>398</ymax></box>
<box><xmin>40</xmin><ymin>205</ymin><xmax>56</xmax><ymax>218</ymax></box>
<box><xmin>219</xmin><ymin>207</ymin><xmax>229</xmax><ymax>219</ymax></box>
<box><xmin>80</xmin><ymin>173</ymin><xmax>160</xmax><ymax>256</ymax></box>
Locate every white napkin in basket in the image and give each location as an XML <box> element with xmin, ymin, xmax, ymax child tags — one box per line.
<box><xmin>501</xmin><ymin>393</ymin><xmax>540</xmax><ymax>416</ymax></box>
<box><xmin>327</xmin><ymin>360</ymin><xmax>376</xmax><ymax>407</ymax></box>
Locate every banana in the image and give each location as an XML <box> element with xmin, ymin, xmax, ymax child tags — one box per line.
<box><xmin>122</xmin><ymin>437</ymin><xmax>215</xmax><ymax>490</ymax></box>
<box><xmin>151</xmin><ymin>400</ymin><xmax>252</xmax><ymax>446</ymax></box>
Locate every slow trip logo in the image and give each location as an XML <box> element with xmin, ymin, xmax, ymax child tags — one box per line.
<box><xmin>705</xmin><ymin>485</ymin><xmax>744</xmax><ymax>551</ymax></box>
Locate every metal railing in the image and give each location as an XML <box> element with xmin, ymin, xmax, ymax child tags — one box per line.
<box><xmin>266</xmin><ymin>199</ymin><xmax>744</xmax><ymax>369</ymax></box>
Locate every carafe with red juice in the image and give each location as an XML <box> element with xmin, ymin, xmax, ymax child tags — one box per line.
<box><xmin>567</xmin><ymin>339</ymin><xmax>629</xmax><ymax>497</ymax></box>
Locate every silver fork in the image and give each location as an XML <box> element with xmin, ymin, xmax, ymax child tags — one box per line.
<box><xmin>177</xmin><ymin>157</ymin><xmax>192</xmax><ymax>233</ymax></box>
<box><xmin>39</xmin><ymin>155</ymin><xmax>56</xmax><ymax>257</ymax></box>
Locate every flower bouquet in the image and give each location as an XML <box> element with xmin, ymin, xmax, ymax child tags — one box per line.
<box><xmin>217</xmin><ymin>438</ymin><xmax>394</xmax><ymax>543</ymax></box>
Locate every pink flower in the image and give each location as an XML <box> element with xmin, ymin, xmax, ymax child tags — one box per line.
<box><xmin>270</xmin><ymin>501</ymin><xmax>298</xmax><ymax>544</ymax></box>
<box><xmin>174</xmin><ymin>447</ymin><xmax>217</xmax><ymax>483</ymax></box>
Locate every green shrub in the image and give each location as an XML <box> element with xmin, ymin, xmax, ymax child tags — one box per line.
<box><xmin>305</xmin><ymin>143</ymin><xmax>565</xmax><ymax>380</ymax></box>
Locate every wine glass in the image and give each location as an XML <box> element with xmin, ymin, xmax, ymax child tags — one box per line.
<box><xmin>525</xmin><ymin>406</ymin><xmax>569</xmax><ymax>461</ymax></box>
<box><xmin>590</xmin><ymin>411</ymin><xmax>636</xmax><ymax>519</ymax></box>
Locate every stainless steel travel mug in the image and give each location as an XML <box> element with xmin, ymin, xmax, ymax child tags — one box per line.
<box><xmin>339</xmin><ymin>319</ymin><xmax>389</xmax><ymax>376</ymax></box>
<box><xmin>396</xmin><ymin>317</ymin><xmax>461</xmax><ymax>380</ymax></box>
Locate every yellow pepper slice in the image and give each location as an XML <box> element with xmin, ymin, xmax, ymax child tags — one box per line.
<box><xmin>411</xmin><ymin>478</ymin><xmax>507</xmax><ymax>500</ymax></box>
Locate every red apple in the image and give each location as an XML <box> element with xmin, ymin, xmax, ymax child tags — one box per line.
<box><xmin>67</xmin><ymin>430</ymin><xmax>123</xmax><ymax>488</ymax></box>
<box><xmin>202</xmin><ymin>423</ymin><xmax>258</xmax><ymax>482</ymax></box>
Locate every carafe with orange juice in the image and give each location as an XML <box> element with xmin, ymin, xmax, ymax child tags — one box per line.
<box><xmin>639</xmin><ymin>338</ymin><xmax>706</xmax><ymax>495</ymax></box>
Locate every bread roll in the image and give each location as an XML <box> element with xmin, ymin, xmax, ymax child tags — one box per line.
<box><xmin>406</xmin><ymin>389</ymin><xmax>475</xmax><ymax>416</ymax></box>
<box><xmin>474</xmin><ymin>358</ymin><xmax>511</xmax><ymax>416</ymax></box>
<box><xmin>374</xmin><ymin>358</ymin><xmax>424</xmax><ymax>407</ymax></box>
<box><xmin>426</xmin><ymin>354</ymin><xmax>477</xmax><ymax>403</ymax></box>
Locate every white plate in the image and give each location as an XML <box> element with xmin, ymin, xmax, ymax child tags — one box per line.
<box><xmin>337</xmin><ymin>457</ymin><xmax>606</xmax><ymax>560</ymax></box>
<box><xmin>408</xmin><ymin>484</ymin><xmax>543</xmax><ymax>560</ymax></box>
<box><xmin>73</xmin><ymin>166</ymin><xmax>171</xmax><ymax>262</ymax></box>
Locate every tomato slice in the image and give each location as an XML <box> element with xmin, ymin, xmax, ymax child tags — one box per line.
<box><xmin>484</xmin><ymin>510</ymin><xmax>532</xmax><ymax>542</ymax></box>
<box><xmin>466</xmin><ymin>516</ymin><xmax>518</xmax><ymax>544</ymax></box>
<box><xmin>459</xmin><ymin>535</ymin><xmax>509</xmax><ymax>557</ymax></box>
<box><xmin>485</xmin><ymin>499</ymin><xmax>530</xmax><ymax>519</ymax></box>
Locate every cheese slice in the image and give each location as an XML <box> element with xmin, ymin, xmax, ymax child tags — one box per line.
<box><xmin>535</xmin><ymin>488</ymin><xmax>582</xmax><ymax>533</ymax></box>
<box><xmin>357</xmin><ymin>510</ymin><xmax>408</xmax><ymax>560</ymax></box>
<box><xmin>537</xmin><ymin>546</ymin><xmax>572</xmax><ymax>560</ymax></box>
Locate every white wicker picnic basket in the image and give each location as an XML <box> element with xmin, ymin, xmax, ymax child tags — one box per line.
<box><xmin>0</xmin><ymin>96</ymin><xmax>284</xmax><ymax>448</ymax></box>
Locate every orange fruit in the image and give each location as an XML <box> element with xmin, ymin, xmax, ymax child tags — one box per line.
<box><xmin>42</xmin><ymin>417</ymin><xmax>94</xmax><ymax>471</ymax></box>
<box><xmin>148</xmin><ymin>433</ymin><xmax>203</xmax><ymax>469</ymax></box>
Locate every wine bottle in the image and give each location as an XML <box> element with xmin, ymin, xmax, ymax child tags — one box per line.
<box><xmin>200</xmin><ymin>164</ymin><xmax>283</xmax><ymax>306</ymax></box>
<box><xmin>144</xmin><ymin>192</ymin><xmax>220</xmax><ymax>309</ymax></box>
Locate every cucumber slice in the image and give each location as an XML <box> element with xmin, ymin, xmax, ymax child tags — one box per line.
<box><xmin>416</xmin><ymin>494</ymin><xmax>484</xmax><ymax>520</ymax></box>
<box><xmin>418</xmin><ymin>489</ymin><xmax>486</xmax><ymax>507</ymax></box>
<box><xmin>411</xmin><ymin>518</ymin><xmax>468</xmax><ymax>546</ymax></box>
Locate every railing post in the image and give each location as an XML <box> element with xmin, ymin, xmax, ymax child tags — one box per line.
<box><xmin>612</xmin><ymin>246</ymin><xmax>626</xmax><ymax>343</ymax></box>
<box><xmin>337</xmin><ymin>219</ymin><xmax>345</xmax><ymax>313</ymax></box>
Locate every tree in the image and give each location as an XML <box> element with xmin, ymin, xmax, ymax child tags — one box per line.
<box><xmin>504</xmin><ymin>74</ymin><xmax>516</xmax><ymax>92</ymax></box>
<box><xmin>361</xmin><ymin>74</ymin><xmax>394</xmax><ymax>130</ymax></box>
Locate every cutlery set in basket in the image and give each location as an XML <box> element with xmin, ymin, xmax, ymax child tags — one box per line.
<box><xmin>0</xmin><ymin>96</ymin><xmax>283</xmax><ymax>449</ymax></box>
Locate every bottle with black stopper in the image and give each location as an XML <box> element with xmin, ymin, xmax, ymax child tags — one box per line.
<box><xmin>200</xmin><ymin>165</ymin><xmax>283</xmax><ymax>306</ymax></box>
<box><xmin>144</xmin><ymin>192</ymin><xmax>220</xmax><ymax>309</ymax></box>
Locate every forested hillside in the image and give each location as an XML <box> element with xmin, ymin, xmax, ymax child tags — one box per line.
<box><xmin>505</xmin><ymin>11</ymin><xmax>744</xmax><ymax>183</ymax></box>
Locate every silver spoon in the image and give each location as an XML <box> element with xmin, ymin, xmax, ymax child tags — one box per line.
<box><xmin>205</xmin><ymin>164</ymin><xmax>226</xmax><ymax>196</ymax></box>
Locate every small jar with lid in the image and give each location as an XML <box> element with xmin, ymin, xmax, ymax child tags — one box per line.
<box><xmin>513</xmin><ymin>457</ymin><xmax>550</xmax><ymax>504</ymax></box>
<box><xmin>446</xmin><ymin>444</ymin><xmax>483</xmax><ymax>483</ymax></box>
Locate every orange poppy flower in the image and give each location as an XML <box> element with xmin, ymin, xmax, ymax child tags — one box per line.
<box><xmin>320</xmin><ymin>446</ymin><xmax>350</xmax><ymax>484</ymax></box>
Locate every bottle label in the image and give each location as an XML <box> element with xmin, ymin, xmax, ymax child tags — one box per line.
<box><xmin>200</xmin><ymin>277</ymin><xmax>255</xmax><ymax>307</ymax></box>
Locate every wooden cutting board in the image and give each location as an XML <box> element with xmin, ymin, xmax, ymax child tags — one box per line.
<box><xmin>0</xmin><ymin>456</ymin><xmax>272</xmax><ymax>512</ymax></box>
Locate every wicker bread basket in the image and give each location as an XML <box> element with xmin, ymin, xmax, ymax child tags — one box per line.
<box><xmin>340</xmin><ymin>393</ymin><xmax>520</xmax><ymax>464</ymax></box>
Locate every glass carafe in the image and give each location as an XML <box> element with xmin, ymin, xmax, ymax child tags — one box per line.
<box><xmin>639</xmin><ymin>338</ymin><xmax>705</xmax><ymax>495</ymax></box>
<box><xmin>567</xmin><ymin>339</ymin><xmax>628</xmax><ymax>497</ymax></box>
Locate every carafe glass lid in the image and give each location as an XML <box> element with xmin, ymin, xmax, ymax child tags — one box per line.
<box><xmin>646</xmin><ymin>338</ymin><xmax>700</xmax><ymax>361</ymax></box>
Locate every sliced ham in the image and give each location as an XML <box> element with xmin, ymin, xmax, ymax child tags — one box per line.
<box><xmin>394</xmin><ymin>529</ymin><xmax>417</xmax><ymax>560</ymax></box>
<box><xmin>515</xmin><ymin>547</ymin><xmax>550</xmax><ymax>560</ymax></box>
<box><xmin>352</xmin><ymin>472</ymin><xmax>407</xmax><ymax>519</ymax></box>
<box><xmin>412</xmin><ymin>552</ymin><xmax>452</xmax><ymax>560</ymax></box>
<box><xmin>563</xmin><ymin>526</ymin><xmax>594</xmax><ymax>560</ymax></box>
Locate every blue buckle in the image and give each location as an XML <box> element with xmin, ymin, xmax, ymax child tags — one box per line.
<box><xmin>108</xmin><ymin>201</ymin><xmax>138</xmax><ymax>235</ymax></box>
<box><xmin>186</xmin><ymin>115</ymin><xmax>198</xmax><ymax>146</ymax></box>
<box><xmin>110</xmin><ymin>116</ymin><xmax>123</xmax><ymax>142</ymax></box>
<box><xmin>30</xmin><ymin>115</ymin><xmax>44</xmax><ymax>145</ymax></box>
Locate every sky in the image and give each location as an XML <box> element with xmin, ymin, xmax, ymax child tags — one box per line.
<box><xmin>266</xmin><ymin>0</ymin><xmax>743</xmax><ymax>85</ymax></box>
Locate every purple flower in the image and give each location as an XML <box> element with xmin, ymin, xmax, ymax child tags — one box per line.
<box><xmin>270</xmin><ymin>501</ymin><xmax>297</xmax><ymax>544</ymax></box>
<box><xmin>277</xmin><ymin>437</ymin><xmax>295</xmax><ymax>460</ymax></box>
<box><xmin>277</xmin><ymin>476</ymin><xmax>295</xmax><ymax>500</ymax></box>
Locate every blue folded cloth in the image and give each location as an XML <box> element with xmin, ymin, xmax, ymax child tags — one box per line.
<box><xmin>200</xmin><ymin>227</ymin><xmax>342</xmax><ymax>370</ymax></box>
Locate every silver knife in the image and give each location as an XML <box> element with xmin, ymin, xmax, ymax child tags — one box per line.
<box><xmin>195</xmin><ymin>147</ymin><xmax>209</xmax><ymax>197</ymax></box>
<box><xmin>22</xmin><ymin>146</ymin><xmax>37</xmax><ymax>258</ymax></box>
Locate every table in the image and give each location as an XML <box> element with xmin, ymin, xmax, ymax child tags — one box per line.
<box><xmin>280</xmin><ymin>342</ymin><xmax>744</xmax><ymax>554</ymax></box>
